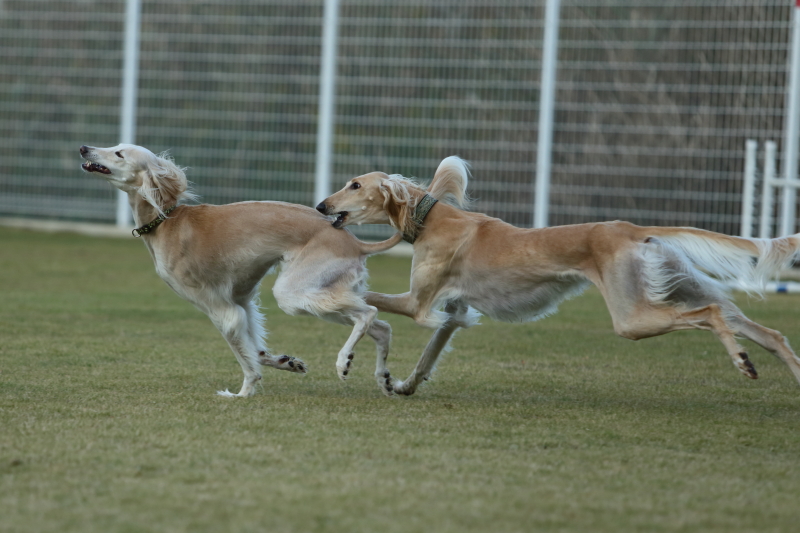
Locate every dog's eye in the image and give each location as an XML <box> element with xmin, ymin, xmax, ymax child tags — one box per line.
<box><xmin>350</xmin><ymin>182</ymin><xmax>361</xmax><ymax>190</ymax></box>
<box><xmin>115</xmin><ymin>151</ymin><xmax>124</xmax><ymax>158</ymax></box>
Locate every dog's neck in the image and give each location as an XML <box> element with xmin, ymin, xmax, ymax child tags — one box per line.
<box><xmin>402</xmin><ymin>193</ymin><xmax>438</xmax><ymax>244</ymax></box>
<box><xmin>128</xmin><ymin>194</ymin><xmax>170</xmax><ymax>230</ymax></box>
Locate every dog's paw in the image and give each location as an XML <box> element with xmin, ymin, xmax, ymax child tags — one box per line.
<box><xmin>736</xmin><ymin>352</ymin><xmax>758</xmax><ymax>379</ymax></box>
<box><xmin>376</xmin><ymin>370</ymin><xmax>397</xmax><ymax>397</ymax></box>
<box><xmin>337</xmin><ymin>353</ymin><xmax>355</xmax><ymax>381</ymax></box>
<box><xmin>217</xmin><ymin>389</ymin><xmax>238</xmax><ymax>398</ymax></box>
<box><xmin>392</xmin><ymin>379</ymin><xmax>417</xmax><ymax>396</ymax></box>
<box><xmin>276</xmin><ymin>355</ymin><xmax>307</xmax><ymax>374</ymax></box>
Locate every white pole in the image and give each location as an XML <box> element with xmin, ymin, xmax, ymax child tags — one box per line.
<box><xmin>760</xmin><ymin>140</ymin><xmax>777</xmax><ymax>239</ymax></box>
<box><xmin>534</xmin><ymin>0</ymin><xmax>561</xmax><ymax>229</ymax></box>
<box><xmin>780</xmin><ymin>1</ymin><xmax>800</xmax><ymax>236</ymax></box>
<box><xmin>741</xmin><ymin>140</ymin><xmax>757</xmax><ymax>238</ymax></box>
<box><xmin>117</xmin><ymin>0</ymin><xmax>142</xmax><ymax>227</ymax></box>
<box><xmin>314</xmin><ymin>0</ymin><xmax>340</xmax><ymax>205</ymax></box>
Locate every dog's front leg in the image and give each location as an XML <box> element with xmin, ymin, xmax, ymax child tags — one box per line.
<box><xmin>366</xmin><ymin>291</ymin><xmax>447</xmax><ymax>329</ymax></box>
<box><xmin>392</xmin><ymin>316</ymin><xmax>460</xmax><ymax>396</ymax></box>
<box><xmin>392</xmin><ymin>301</ymin><xmax>468</xmax><ymax>396</ymax></box>
<box><xmin>365</xmin><ymin>291</ymin><xmax>416</xmax><ymax>319</ymax></box>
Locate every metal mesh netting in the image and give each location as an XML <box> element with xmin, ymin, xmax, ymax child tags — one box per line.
<box><xmin>0</xmin><ymin>0</ymin><xmax>794</xmax><ymax>237</ymax></box>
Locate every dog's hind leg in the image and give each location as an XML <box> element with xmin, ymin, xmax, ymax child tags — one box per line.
<box><xmin>367</xmin><ymin>318</ymin><xmax>394</xmax><ymax>396</ymax></box>
<box><xmin>210</xmin><ymin>303</ymin><xmax>264</xmax><ymax>397</ymax></box>
<box><xmin>678</xmin><ymin>304</ymin><xmax>758</xmax><ymax>379</ymax></box>
<box><xmin>730</xmin><ymin>314</ymin><xmax>800</xmax><ymax>385</ymax></box>
<box><xmin>596</xmin><ymin>249</ymin><xmax>761</xmax><ymax>380</ymax></box>
<box><xmin>609</xmin><ymin>301</ymin><xmax>758</xmax><ymax>379</ymax></box>
<box><xmin>333</xmin><ymin>305</ymin><xmax>379</xmax><ymax>381</ymax></box>
<box><xmin>244</xmin><ymin>299</ymin><xmax>307</xmax><ymax>374</ymax></box>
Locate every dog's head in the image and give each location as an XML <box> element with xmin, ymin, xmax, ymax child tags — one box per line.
<box><xmin>80</xmin><ymin>144</ymin><xmax>195</xmax><ymax>214</ymax></box>
<box><xmin>316</xmin><ymin>172</ymin><xmax>423</xmax><ymax>236</ymax></box>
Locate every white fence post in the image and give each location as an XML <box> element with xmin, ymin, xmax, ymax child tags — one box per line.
<box><xmin>780</xmin><ymin>1</ymin><xmax>800</xmax><ymax>236</ymax></box>
<box><xmin>314</xmin><ymin>0</ymin><xmax>340</xmax><ymax>206</ymax></box>
<box><xmin>533</xmin><ymin>0</ymin><xmax>561</xmax><ymax>229</ymax></box>
<box><xmin>117</xmin><ymin>0</ymin><xmax>142</xmax><ymax>227</ymax></box>
<box><xmin>741</xmin><ymin>140</ymin><xmax>757</xmax><ymax>238</ymax></box>
<box><xmin>760</xmin><ymin>140</ymin><xmax>777</xmax><ymax>239</ymax></box>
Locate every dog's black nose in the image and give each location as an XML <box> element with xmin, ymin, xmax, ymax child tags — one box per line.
<box><xmin>315</xmin><ymin>201</ymin><xmax>327</xmax><ymax>214</ymax></box>
<box><xmin>80</xmin><ymin>145</ymin><xmax>89</xmax><ymax>155</ymax></box>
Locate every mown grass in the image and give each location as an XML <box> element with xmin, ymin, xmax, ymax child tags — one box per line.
<box><xmin>1</xmin><ymin>226</ymin><xmax>800</xmax><ymax>533</ymax></box>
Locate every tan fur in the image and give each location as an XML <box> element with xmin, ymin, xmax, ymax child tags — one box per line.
<box><xmin>319</xmin><ymin>157</ymin><xmax>800</xmax><ymax>396</ymax></box>
<box><xmin>80</xmin><ymin>144</ymin><xmax>402</xmax><ymax>397</ymax></box>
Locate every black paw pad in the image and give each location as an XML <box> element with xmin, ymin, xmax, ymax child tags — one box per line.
<box><xmin>277</xmin><ymin>355</ymin><xmax>290</xmax><ymax>365</ymax></box>
<box><xmin>739</xmin><ymin>352</ymin><xmax>758</xmax><ymax>378</ymax></box>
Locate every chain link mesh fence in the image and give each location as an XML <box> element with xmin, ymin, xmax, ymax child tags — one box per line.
<box><xmin>0</xmin><ymin>0</ymin><xmax>795</xmax><ymax>237</ymax></box>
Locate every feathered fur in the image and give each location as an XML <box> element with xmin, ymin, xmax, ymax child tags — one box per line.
<box><xmin>319</xmin><ymin>155</ymin><xmax>800</xmax><ymax>397</ymax></box>
<box><xmin>428</xmin><ymin>155</ymin><xmax>471</xmax><ymax>209</ymax></box>
<box><xmin>135</xmin><ymin>150</ymin><xmax>198</xmax><ymax>217</ymax></box>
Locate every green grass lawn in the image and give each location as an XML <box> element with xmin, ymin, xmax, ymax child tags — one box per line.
<box><xmin>1</xmin><ymin>226</ymin><xmax>800</xmax><ymax>533</ymax></box>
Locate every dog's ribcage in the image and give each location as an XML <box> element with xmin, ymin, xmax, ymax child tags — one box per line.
<box><xmin>455</xmin><ymin>272</ymin><xmax>591</xmax><ymax>323</ymax></box>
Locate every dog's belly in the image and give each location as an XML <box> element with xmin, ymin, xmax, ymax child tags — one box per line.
<box><xmin>460</xmin><ymin>274</ymin><xmax>591</xmax><ymax>323</ymax></box>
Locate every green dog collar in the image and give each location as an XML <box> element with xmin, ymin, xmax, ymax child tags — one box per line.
<box><xmin>403</xmin><ymin>194</ymin><xmax>438</xmax><ymax>244</ymax></box>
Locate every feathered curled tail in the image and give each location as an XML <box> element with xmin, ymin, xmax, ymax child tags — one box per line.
<box><xmin>645</xmin><ymin>229</ymin><xmax>800</xmax><ymax>295</ymax></box>
<box><xmin>427</xmin><ymin>156</ymin><xmax>471</xmax><ymax>209</ymax></box>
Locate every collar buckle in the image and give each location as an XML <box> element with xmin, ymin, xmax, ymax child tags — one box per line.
<box><xmin>131</xmin><ymin>205</ymin><xmax>177</xmax><ymax>238</ymax></box>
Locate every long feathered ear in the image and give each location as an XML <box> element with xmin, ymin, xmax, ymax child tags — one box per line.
<box><xmin>138</xmin><ymin>152</ymin><xmax>195</xmax><ymax>216</ymax></box>
<box><xmin>379</xmin><ymin>177</ymin><xmax>417</xmax><ymax>237</ymax></box>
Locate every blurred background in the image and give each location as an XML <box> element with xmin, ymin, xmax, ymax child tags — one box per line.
<box><xmin>0</xmin><ymin>0</ymin><xmax>796</xmax><ymax>239</ymax></box>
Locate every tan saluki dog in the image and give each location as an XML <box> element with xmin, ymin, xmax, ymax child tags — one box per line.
<box><xmin>80</xmin><ymin>144</ymin><xmax>401</xmax><ymax>397</ymax></box>
<box><xmin>317</xmin><ymin>156</ymin><xmax>800</xmax><ymax>396</ymax></box>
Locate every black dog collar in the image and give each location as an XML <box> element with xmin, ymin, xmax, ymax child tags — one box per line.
<box><xmin>132</xmin><ymin>205</ymin><xmax>178</xmax><ymax>237</ymax></box>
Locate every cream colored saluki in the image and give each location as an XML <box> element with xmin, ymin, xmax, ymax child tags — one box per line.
<box><xmin>317</xmin><ymin>156</ymin><xmax>800</xmax><ymax>396</ymax></box>
<box><xmin>80</xmin><ymin>144</ymin><xmax>401</xmax><ymax>397</ymax></box>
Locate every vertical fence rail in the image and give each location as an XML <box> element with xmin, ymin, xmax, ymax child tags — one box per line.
<box><xmin>117</xmin><ymin>0</ymin><xmax>142</xmax><ymax>227</ymax></box>
<box><xmin>761</xmin><ymin>140</ymin><xmax>777</xmax><ymax>239</ymax></box>
<box><xmin>533</xmin><ymin>0</ymin><xmax>561</xmax><ymax>229</ymax></box>
<box><xmin>741</xmin><ymin>140</ymin><xmax>757</xmax><ymax>238</ymax></box>
<box><xmin>314</xmin><ymin>0</ymin><xmax>340</xmax><ymax>206</ymax></box>
<box><xmin>781</xmin><ymin>1</ymin><xmax>800</xmax><ymax>236</ymax></box>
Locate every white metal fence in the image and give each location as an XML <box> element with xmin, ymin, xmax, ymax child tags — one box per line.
<box><xmin>0</xmin><ymin>0</ymin><xmax>798</xmax><ymax>239</ymax></box>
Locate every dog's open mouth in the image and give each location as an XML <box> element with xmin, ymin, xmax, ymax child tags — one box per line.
<box><xmin>332</xmin><ymin>211</ymin><xmax>348</xmax><ymax>229</ymax></box>
<box><xmin>81</xmin><ymin>161</ymin><xmax>112</xmax><ymax>175</ymax></box>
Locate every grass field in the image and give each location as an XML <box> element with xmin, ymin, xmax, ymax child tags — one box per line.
<box><xmin>2</xmin><ymin>226</ymin><xmax>800</xmax><ymax>533</ymax></box>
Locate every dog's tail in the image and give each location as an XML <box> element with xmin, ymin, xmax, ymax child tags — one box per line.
<box><xmin>644</xmin><ymin>228</ymin><xmax>800</xmax><ymax>294</ymax></box>
<box><xmin>357</xmin><ymin>232</ymin><xmax>404</xmax><ymax>255</ymax></box>
<box><xmin>427</xmin><ymin>156</ymin><xmax>471</xmax><ymax>209</ymax></box>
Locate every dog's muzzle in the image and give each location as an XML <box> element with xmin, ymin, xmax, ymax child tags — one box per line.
<box><xmin>316</xmin><ymin>202</ymin><xmax>348</xmax><ymax>228</ymax></box>
<box><xmin>79</xmin><ymin>146</ymin><xmax>111</xmax><ymax>175</ymax></box>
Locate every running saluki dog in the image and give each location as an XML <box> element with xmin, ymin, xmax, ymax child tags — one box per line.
<box><xmin>80</xmin><ymin>144</ymin><xmax>401</xmax><ymax>397</ymax></box>
<box><xmin>317</xmin><ymin>156</ymin><xmax>800</xmax><ymax>396</ymax></box>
